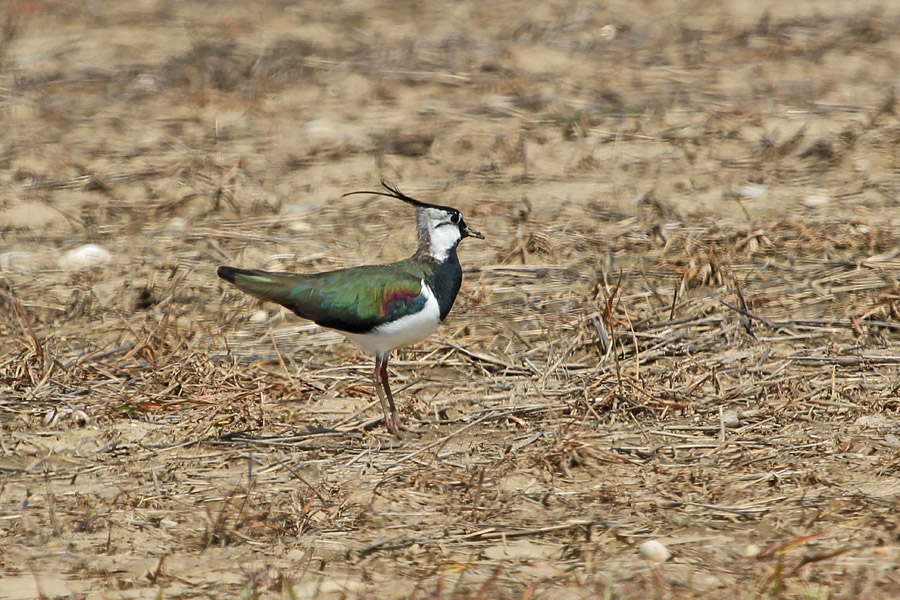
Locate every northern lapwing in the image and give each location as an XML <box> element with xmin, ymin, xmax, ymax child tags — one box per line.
<box><xmin>217</xmin><ymin>182</ymin><xmax>483</xmax><ymax>437</ymax></box>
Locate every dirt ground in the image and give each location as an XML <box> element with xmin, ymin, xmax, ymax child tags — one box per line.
<box><xmin>2</xmin><ymin>0</ymin><xmax>900</xmax><ymax>598</ymax></box>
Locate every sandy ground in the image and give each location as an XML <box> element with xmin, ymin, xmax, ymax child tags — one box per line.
<box><xmin>2</xmin><ymin>0</ymin><xmax>900</xmax><ymax>598</ymax></box>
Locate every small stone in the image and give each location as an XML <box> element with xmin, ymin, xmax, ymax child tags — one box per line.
<box><xmin>286</xmin><ymin>219</ymin><xmax>312</xmax><ymax>233</ymax></box>
<box><xmin>58</xmin><ymin>244</ymin><xmax>111</xmax><ymax>270</ymax></box>
<box><xmin>734</xmin><ymin>184</ymin><xmax>768</xmax><ymax>200</ymax></box>
<box><xmin>721</xmin><ymin>410</ymin><xmax>740</xmax><ymax>427</ymax></box>
<box><xmin>165</xmin><ymin>217</ymin><xmax>188</xmax><ymax>233</ymax></box>
<box><xmin>639</xmin><ymin>539</ymin><xmax>671</xmax><ymax>562</ymax></box>
<box><xmin>599</xmin><ymin>24</ymin><xmax>617</xmax><ymax>40</ymax></box>
<box><xmin>802</xmin><ymin>194</ymin><xmax>830</xmax><ymax>208</ymax></box>
<box><xmin>743</xmin><ymin>544</ymin><xmax>761</xmax><ymax>558</ymax></box>
<box><xmin>855</xmin><ymin>415</ymin><xmax>893</xmax><ymax>429</ymax></box>
<box><xmin>249</xmin><ymin>309</ymin><xmax>268</xmax><ymax>323</ymax></box>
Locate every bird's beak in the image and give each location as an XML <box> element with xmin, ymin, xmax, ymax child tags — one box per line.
<box><xmin>464</xmin><ymin>224</ymin><xmax>484</xmax><ymax>240</ymax></box>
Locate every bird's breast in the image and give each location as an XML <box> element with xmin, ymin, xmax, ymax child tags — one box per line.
<box><xmin>342</xmin><ymin>282</ymin><xmax>441</xmax><ymax>355</ymax></box>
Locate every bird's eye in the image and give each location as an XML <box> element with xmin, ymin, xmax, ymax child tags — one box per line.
<box><xmin>450</xmin><ymin>213</ymin><xmax>460</xmax><ymax>224</ymax></box>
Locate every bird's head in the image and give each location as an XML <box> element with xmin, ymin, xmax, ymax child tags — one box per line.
<box><xmin>344</xmin><ymin>181</ymin><xmax>483</xmax><ymax>262</ymax></box>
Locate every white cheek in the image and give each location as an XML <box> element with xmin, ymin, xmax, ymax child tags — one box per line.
<box><xmin>429</xmin><ymin>225</ymin><xmax>460</xmax><ymax>261</ymax></box>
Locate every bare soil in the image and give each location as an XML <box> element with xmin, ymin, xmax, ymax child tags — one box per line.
<box><xmin>2</xmin><ymin>1</ymin><xmax>900</xmax><ymax>598</ymax></box>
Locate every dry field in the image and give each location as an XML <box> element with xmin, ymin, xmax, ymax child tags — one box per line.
<box><xmin>2</xmin><ymin>0</ymin><xmax>900</xmax><ymax>598</ymax></box>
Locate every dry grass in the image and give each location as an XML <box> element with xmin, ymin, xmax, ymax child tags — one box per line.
<box><xmin>2</xmin><ymin>0</ymin><xmax>900</xmax><ymax>598</ymax></box>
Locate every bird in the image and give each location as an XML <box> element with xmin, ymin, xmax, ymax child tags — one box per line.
<box><xmin>217</xmin><ymin>181</ymin><xmax>483</xmax><ymax>437</ymax></box>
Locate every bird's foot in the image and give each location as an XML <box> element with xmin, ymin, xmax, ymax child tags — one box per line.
<box><xmin>385</xmin><ymin>412</ymin><xmax>407</xmax><ymax>438</ymax></box>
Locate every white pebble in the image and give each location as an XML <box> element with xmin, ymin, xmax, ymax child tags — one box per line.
<box><xmin>599</xmin><ymin>24</ymin><xmax>617</xmax><ymax>40</ymax></box>
<box><xmin>734</xmin><ymin>184</ymin><xmax>768</xmax><ymax>200</ymax></box>
<box><xmin>165</xmin><ymin>217</ymin><xmax>188</xmax><ymax>233</ymax></box>
<box><xmin>286</xmin><ymin>220</ymin><xmax>312</xmax><ymax>233</ymax></box>
<box><xmin>721</xmin><ymin>410</ymin><xmax>740</xmax><ymax>427</ymax></box>
<box><xmin>743</xmin><ymin>544</ymin><xmax>761</xmax><ymax>558</ymax></box>
<box><xmin>802</xmin><ymin>194</ymin><xmax>830</xmax><ymax>208</ymax></box>
<box><xmin>639</xmin><ymin>539</ymin><xmax>671</xmax><ymax>562</ymax></box>
<box><xmin>249</xmin><ymin>309</ymin><xmax>269</xmax><ymax>323</ymax></box>
<box><xmin>855</xmin><ymin>415</ymin><xmax>893</xmax><ymax>429</ymax></box>
<box><xmin>58</xmin><ymin>244</ymin><xmax>111</xmax><ymax>270</ymax></box>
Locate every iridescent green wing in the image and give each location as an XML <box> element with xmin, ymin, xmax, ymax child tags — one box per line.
<box><xmin>219</xmin><ymin>261</ymin><xmax>428</xmax><ymax>334</ymax></box>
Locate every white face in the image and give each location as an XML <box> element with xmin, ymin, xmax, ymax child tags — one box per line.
<box><xmin>420</xmin><ymin>207</ymin><xmax>462</xmax><ymax>261</ymax></box>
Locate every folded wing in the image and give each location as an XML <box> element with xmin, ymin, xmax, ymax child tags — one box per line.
<box><xmin>218</xmin><ymin>264</ymin><xmax>427</xmax><ymax>334</ymax></box>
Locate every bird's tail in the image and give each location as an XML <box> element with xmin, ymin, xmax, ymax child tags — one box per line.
<box><xmin>217</xmin><ymin>266</ymin><xmax>301</xmax><ymax>307</ymax></box>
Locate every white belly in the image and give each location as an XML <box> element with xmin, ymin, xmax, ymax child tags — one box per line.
<box><xmin>342</xmin><ymin>282</ymin><xmax>441</xmax><ymax>356</ymax></box>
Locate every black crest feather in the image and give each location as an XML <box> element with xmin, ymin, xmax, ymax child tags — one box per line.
<box><xmin>342</xmin><ymin>181</ymin><xmax>458</xmax><ymax>213</ymax></box>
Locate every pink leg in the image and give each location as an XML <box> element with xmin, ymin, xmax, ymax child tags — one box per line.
<box><xmin>374</xmin><ymin>353</ymin><xmax>405</xmax><ymax>437</ymax></box>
